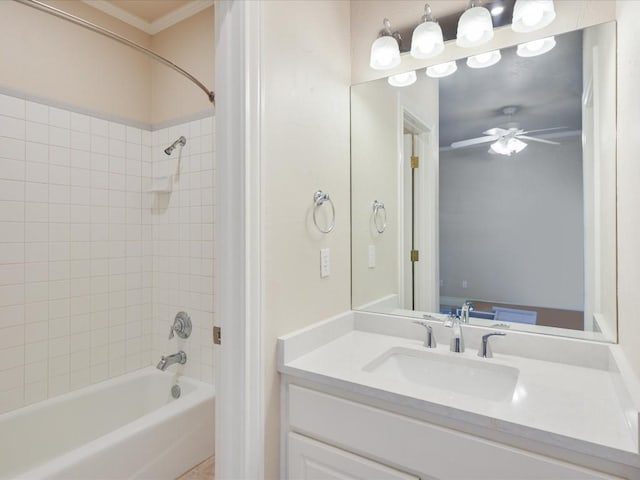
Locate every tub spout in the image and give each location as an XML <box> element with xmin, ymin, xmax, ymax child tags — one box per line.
<box><xmin>156</xmin><ymin>351</ymin><xmax>187</xmax><ymax>371</ymax></box>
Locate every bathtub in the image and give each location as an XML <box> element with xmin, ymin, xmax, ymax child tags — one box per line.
<box><xmin>0</xmin><ymin>367</ymin><xmax>215</xmax><ymax>480</ymax></box>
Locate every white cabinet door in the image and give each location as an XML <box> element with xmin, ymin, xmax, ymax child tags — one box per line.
<box><xmin>288</xmin><ymin>433</ymin><xmax>420</xmax><ymax>480</ymax></box>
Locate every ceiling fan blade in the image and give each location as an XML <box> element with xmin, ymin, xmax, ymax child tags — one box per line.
<box><xmin>521</xmin><ymin>126</ymin><xmax>567</xmax><ymax>135</ymax></box>
<box><xmin>483</xmin><ymin>128</ymin><xmax>508</xmax><ymax>136</ymax></box>
<box><xmin>518</xmin><ymin>135</ymin><xmax>561</xmax><ymax>145</ymax></box>
<box><xmin>451</xmin><ymin>136</ymin><xmax>498</xmax><ymax>148</ymax></box>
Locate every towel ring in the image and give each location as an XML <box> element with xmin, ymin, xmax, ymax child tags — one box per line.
<box><xmin>373</xmin><ymin>200</ymin><xmax>387</xmax><ymax>234</ymax></box>
<box><xmin>313</xmin><ymin>191</ymin><xmax>335</xmax><ymax>234</ymax></box>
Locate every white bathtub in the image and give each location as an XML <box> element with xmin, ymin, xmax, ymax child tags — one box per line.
<box><xmin>0</xmin><ymin>367</ymin><xmax>215</xmax><ymax>480</ymax></box>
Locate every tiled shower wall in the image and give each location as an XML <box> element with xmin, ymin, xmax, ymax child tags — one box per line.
<box><xmin>150</xmin><ymin>118</ymin><xmax>215</xmax><ymax>384</ymax></box>
<box><xmin>0</xmin><ymin>92</ymin><xmax>214</xmax><ymax>414</ymax></box>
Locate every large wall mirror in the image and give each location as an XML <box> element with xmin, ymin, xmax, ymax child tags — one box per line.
<box><xmin>351</xmin><ymin>21</ymin><xmax>617</xmax><ymax>342</ymax></box>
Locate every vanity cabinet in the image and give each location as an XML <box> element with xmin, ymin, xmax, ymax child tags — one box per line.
<box><xmin>284</xmin><ymin>383</ymin><xmax>624</xmax><ymax>480</ymax></box>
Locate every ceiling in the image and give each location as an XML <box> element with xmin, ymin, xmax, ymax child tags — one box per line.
<box><xmin>437</xmin><ymin>29</ymin><xmax>583</xmax><ymax>147</ymax></box>
<box><xmin>83</xmin><ymin>0</ymin><xmax>213</xmax><ymax>35</ymax></box>
<box><xmin>108</xmin><ymin>0</ymin><xmax>192</xmax><ymax>23</ymax></box>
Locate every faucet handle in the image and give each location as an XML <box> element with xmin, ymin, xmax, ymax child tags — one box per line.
<box><xmin>412</xmin><ymin>321</ymin><xmax>437</xmax><ymax>348</ymax></box>
<box><xmin>168</xmin><ymin>311</ymin><xmax>192</xmax><ymax>340</ymax></box>
<box><xmin>478</xmin><ymin>332</ymin><xmax>506</xmax><ymax>358</ymax></box>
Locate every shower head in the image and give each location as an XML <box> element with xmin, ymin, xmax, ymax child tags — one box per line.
<box><xmin>164</xmin><ymin>136</ymin><xmax>186</xmax><ymax>155</ymax></box>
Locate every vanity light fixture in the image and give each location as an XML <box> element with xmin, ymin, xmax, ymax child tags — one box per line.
<box><xmin>410</xmin><ymin>3</ymin><xmax>444</xmax><ymax>60</ymax></box>
<box><xmin>456</xmin><ymin>0</ymin><xmax>494</xmax><ymax>48</ymax></box>
<box><xmin>388</xmin><ymin>71</ymin><xmax>417</xmax><ymax>87</ymax></box>
<box><xmin>466</xmin><ymin>49</ymin><xmax>501</xmax><ymax>68</ymax></box>
<box><xmin>512</xmin><ymin>0</ymin><xmax>556</xmax><ymax>33</ymax></box>
<box><xmin>369</xmin><ymin>18</ymin><xmax>402</xmax><ymax>70</ymax></box>
<box><xmin>490</xmin><ymin>137</ymin><xmax>527</xmax><ymax>156</ymax></box>
<box><xmin>426</xmin><ymin>61</ymin><xmax>458</xmax><ymax>78</ymax></box>
<box><xmin>517</xmin><ymin>36</ymin><xmax>556</xmax><ymax>57</ymax></box>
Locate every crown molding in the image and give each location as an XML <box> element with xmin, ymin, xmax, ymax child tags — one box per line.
<box><xmin>82</xmin><ymin>0</ymin><xmax>214</xmax><ymax>35</ymax></box>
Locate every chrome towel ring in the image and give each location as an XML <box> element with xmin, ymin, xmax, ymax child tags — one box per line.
<box><xmin>313</xmin><ymin>191</ymin><xmax>335</xmax><ymax>234</ymax></box>
<box><xmin>373</xmin><ymin>200</ymin><xmax>387</xmax><ymax>234</ymax></box>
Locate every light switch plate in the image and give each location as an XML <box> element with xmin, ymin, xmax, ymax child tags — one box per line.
<box><xmin>320</xmin><ymin>248</ymin><xmax>330</xmax><ymax>278</ymax></box>
<box><xmin>368</xmin><ymin>245</ymin><xmax>376</xmax><ymax>268</ymax></box>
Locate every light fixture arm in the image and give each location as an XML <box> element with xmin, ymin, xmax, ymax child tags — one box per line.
<box><xmin>422</xmin><ymin>3</ymin><xmax>436</xmax><ymax>23</ymax></box>
<box><xmin>379</xmin><ymin>18</ymin><xmax>402</xmax><ymax>47</ymax></box>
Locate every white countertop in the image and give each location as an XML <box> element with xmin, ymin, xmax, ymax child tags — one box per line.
<box><xmin>278</xmin><ymin>312</ymin><xmax>640</xmax><ymax>468</ymax></box>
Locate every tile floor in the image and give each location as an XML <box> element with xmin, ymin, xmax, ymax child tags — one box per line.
<box><xmin>177</xmin><ymin>455</ymin><xmax>214</xmax><ymax>480</ymax></box>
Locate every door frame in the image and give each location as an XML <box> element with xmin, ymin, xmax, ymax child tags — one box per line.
<box><xmin>214</xmin><ymin>1</ymin><xmax>264</xmax><ymax>478</ymax></box>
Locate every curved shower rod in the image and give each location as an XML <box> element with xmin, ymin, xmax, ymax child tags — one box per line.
<box><xmin>13</xmin><ymin>0</ymin><xmax>215</xmax><ymax>105</ymax></box>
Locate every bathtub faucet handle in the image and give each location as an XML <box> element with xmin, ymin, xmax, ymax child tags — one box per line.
<box><xmin>168</xmin><ymin>311</ymin><xmax>192</xmax><ymax>340</ymax></box>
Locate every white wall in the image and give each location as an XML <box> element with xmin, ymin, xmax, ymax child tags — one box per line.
<box><xmin>260</xmin><ymin>1</ymin><xmax>352</xmax><ymax>478</ymax></box>
<box><xmin>439</xmin><ymin>139</ymin><xmax>584</xmax><ymax>310</ymax></box>
<box><xmin>616</xmin><ymin>0</ymin><xmax>640</xmax><ymax>381</ymax></box>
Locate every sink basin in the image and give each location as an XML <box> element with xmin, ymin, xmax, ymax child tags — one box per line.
<box><xmin>363</xmin><ymin>347</ymin><xmax>519</xmax><ymax>402</ymax></box>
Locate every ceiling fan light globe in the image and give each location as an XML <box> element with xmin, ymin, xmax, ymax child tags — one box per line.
<box><xmin>411</xmin><ymin>21</ymin><xmax>445</xmax><ymax>59</ymax></box>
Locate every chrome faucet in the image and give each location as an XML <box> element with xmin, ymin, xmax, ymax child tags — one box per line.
<box><xmin>460</xmin><ymin>301</ymin><xmax>473</xmax><ymax>324</ymax></box>
<box><xmin>156</xmin><ymin>351</ymin><xmax>187</xmax><ymax>371</ymax></box>
<box><xmin>478</xmin><ymin>332</ymin><xmax>506</xmax><ymax>358</ymax></box>
<box><xmin>413</xmin><ymin>320</ymin><xmax>437</xmax><ymax>348</ymax></box>
<box><xmin>445</xmin><ymin>313</ymin><xmax>465</xmax><ymax>353</ymax></box>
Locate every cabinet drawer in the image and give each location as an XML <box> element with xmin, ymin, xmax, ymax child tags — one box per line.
<box><xmin>288</xmin><ymin>385</ymin><xmax>621</xmax><ymax>480</ymax></box>
<box><xmin>288</xmin><ymin>433</ymin><xmax>419</xmax><ymax>480</ymax></box>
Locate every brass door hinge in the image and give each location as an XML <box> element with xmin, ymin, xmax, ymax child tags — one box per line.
<box><xmin>213</xmin><ymin>326</ymin><xmax>222</xmax><ymax>345</ymax></box>
<box><xmin>410</xmin><ymin>250</ymin><xmax>419</xmax><ymax>262</ymax></box>
<box><xmin>411</xmin><ymin>156</ymin><xmax>419</xmax><ymax>169</ymax></box>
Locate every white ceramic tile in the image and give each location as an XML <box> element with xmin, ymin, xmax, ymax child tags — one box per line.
<box><xmin>25</xmin><ymin>243</ymin><xmax>47</xmax><ymax>263</ymax></box>
<box><xmin>90</xmin><ymin>117</ymin><xmax>109</xmax><ymax>137</ymax></box>
<box><xmin>26</xmin><ymin>162</ymin><xmax>48</xmax><ymax>184</ymax></box>
<box><xmin>26</xmin><ymin>121</ymin><xmax>47</xmax><ymax>144</ymax></box>
<box><xmin>0</xmin><ymin>137</ymin><xmax>25</xmax><ymax>161</ymax></box>
<box><xmin>0</xmin><ymin>115</ymin><xmax>25</xmax><ymax>140</ymax></box>
<box><xmin>0</xmin><ymin>94</ymin><xmax>25</xmax><ymax>119</ymax></box>
<box><xmin>26</xmin><ymin>102</ymin><xmax>48</xmax><ymax>124</ymax></box>
<box><xmin>0</xmin><ymin>264</ymin><xmax>24</xmax><ymax>286</ymax></box>
<box><xmin>0</xmin><ymin>158</ymin><xmax>25</xmax><ymax>182</ymax></box>
<box><xmin>0</xmin><ymin>202</ymin><xmax>24</xmax><ymax>223</ymax></box>
<box><xmin>70</xmin><ymin>112</ymin><xmax>90</xmax><ymax>133</ymax></box>
<box><xmin>49</xmin><ymin>165</ymin><xmax>70</xmax><ymax>185</ymax></box>
<box><xmin>49</xmin><ymin>126</ymin><xmax>70</xmax><ymax>148</ymax></box>
<box><xmin>24</xmin><ymin>380</ymin><xmax>47</xmax><ymax>405</ymax></box>
<box><xmin>70</xmin><ymin>131</ymin><xmax>91</xmax><ymax>152</ymax></box>
<box><xmin>49</xmin><ymin>107</ymin><xmax>70</xmax><ymax>129</ymax></box>
<box><xmin>70</xmin><ymin>149</ymin><xmax>90</xmax><ymax>170</ymax></box>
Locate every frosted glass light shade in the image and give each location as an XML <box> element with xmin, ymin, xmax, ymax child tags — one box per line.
<box><xmin>466</xmin><ymin>50</ymin><xmax>501</xmax><ymax>69</ymax></box>
<box><xmin>456</xmin><ymin>6</ymin><xmax>494</xmax><ymax>47</ymax></box>
<box><xmin>517</xmin><ymin>36</ymin><xmax>556</xmax><ymax>57</ymax></box>
<box><xmin>426</xmin><ymin>61</ymin><xmax>457</xmax><ymax>78</ymax></box>
<box><xmin>490</xmin><ymin>138</ymin><xmax>527</xmax><ymax>155</ymax></box>
<box><xmin>410</xmin><ymin>21</ymin><xmax>444</xmax><ymax>59</ymax></box>
<box><xmin>388</xmin><ymin>71</ymin><xmax>417</xmax><ymax>87</ymax></box>
<box><xmin>370</xmin><ymin>36</ymin><xmax>401</xmax><ymax>70</ymax></box>
<box><xmin>512</xmin><ymin>0</ymin><xmax>556</xmax><ymax>33</ymax></box>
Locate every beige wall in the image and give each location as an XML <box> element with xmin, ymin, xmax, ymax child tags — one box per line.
<box><xmin>0</xmin><ymin>1</ymin><xmax>214</xmax><ymax>126</ymax></box>
<box><xmin>0</xmin><ymin>0</ymin><xmax>152</xmax><ymax>124</ymax></box>
<box><xmin>261</xmin><ymin>1</ymin><xmax>351</xmax><ymax>478</ymax></box>
<box><xmin>351</xmin><ymin>80</ymin><xmax>399</xmax><ymax>308</ymax></box>
<box><xmin>150</xmin><ymin>6</ymin><xmax>215</xmax><ymax>125</ymax></box>
<box><xmin>616</xmin><ymin>0</ymin><xmax>640</xmax><ymax>381</ymax></box>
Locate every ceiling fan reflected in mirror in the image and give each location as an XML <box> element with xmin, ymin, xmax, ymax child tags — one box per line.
<box><xmin>450</xmin><ymin>106</ymin><xmax>565</xmax><ymax>156</ymax></box>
